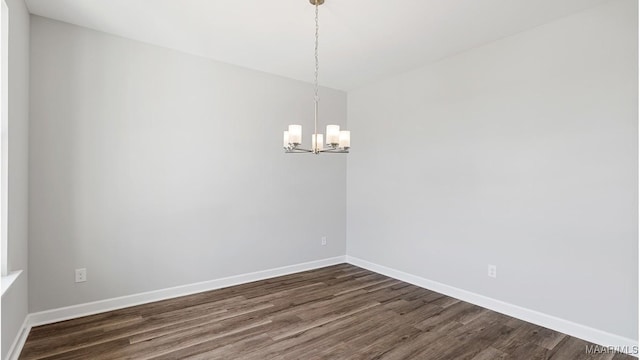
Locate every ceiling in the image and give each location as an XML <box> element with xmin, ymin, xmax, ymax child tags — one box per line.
<box><xmin>24</xmin><ymin>0</ymin><xmax>609</xmax><ymax>90</ymax></box>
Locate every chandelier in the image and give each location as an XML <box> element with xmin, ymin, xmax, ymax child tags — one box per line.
<box><xmin>283</xmin><ymin>0</ymin><xmax>350</xmax><ymax>154</ymax></box>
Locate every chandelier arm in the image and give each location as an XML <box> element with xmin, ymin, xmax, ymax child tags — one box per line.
<box><xmin>318</xmin><ymin>149</ymin><xmax>349</xmax><ymax>153</ymax></box>
<box><xmin>285</xmin><ymin>146</ymin><xmax>314</xmax><ymax>153</ymax></box>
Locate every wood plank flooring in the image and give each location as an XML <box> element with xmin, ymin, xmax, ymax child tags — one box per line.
<box><xmin>19</xmin><ymin>264</ymin><xmax>634</xmax><ymax>360</ymax></box>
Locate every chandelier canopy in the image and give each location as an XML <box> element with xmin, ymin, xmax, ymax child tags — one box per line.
<box><xmin>282</xmin><ymin>0</ymin><xmax>350</xmax><ymax>154</ymax></box>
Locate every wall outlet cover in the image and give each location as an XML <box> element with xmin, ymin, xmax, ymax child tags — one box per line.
<box><xmin>488</xmin><ymin>264</ymin><xmax>497</xmax><ymax>278</ymax></box>
<box><xmin>75</xmin><ymin>268</ymin><xmax>87</xmax><ymax>283</ymax></box>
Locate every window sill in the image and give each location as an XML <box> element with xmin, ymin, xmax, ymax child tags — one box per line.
<box><xmin>1</xmin><ymin>270</ymin><xmax>23</xmax><ymax>297</ymax></box>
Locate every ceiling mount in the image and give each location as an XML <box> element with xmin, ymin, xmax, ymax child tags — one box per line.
<box><xmin>309</xmin><ymin>0</ymin><xmax>324</xmax><ymax>5</ymax></box>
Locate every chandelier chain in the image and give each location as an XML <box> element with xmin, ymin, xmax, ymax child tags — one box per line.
<box><xmin>314</xmin><ymin>2</ymin><xmax>319</xmax><ymax>102</ymax></box>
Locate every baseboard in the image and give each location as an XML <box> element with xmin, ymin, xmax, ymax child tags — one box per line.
<box><xmin>26</xmin><ymin>256</ymin><xmax>346</xmax><ymax>329</ymax></box>
<box><xmin>5</xmin><ymin>316</ymin><xmax>30</xmax><ymax>360</ymax></box>
<box><xmin>11</xmin><ymin>255</ymin><xmax>637</xmax><ymax>358</ymax></box>
<box><xmin>345</xmin><ymin>255</ymin><xmax>638</xmax><ymax>356</ymax></box>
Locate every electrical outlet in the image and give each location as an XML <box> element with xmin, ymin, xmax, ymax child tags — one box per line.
<box><xmin>488</xmin><ymin>264</ymin><xmax>497</xmax><ymax>278</ymax></box>
<box><xmin>321</xmin><ymin>236</ymin><xmax>327</xmax><ymax>246</ymax></box>
<box><xmin>75</xmin><ymin>268</ymin><xmax>87</xmax><ymax>283</ymax></box>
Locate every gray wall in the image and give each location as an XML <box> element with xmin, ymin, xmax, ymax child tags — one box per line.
<box><xmin>347</xmin><ymin>0</ymin><xmax>638</xmax><ymax>340</ymax></box>
<box><xmin>23</xmin><ymin>0</ymin><xmax>639</xmax><ymax>345</ymax></box>
<box><xmin>29</xmin><ymin>16</ymin><xmax>347</xmax><ymax>312</ymax></box>
<box><xmin>1</xmin><ymin>0</ymin><xmax>29</xmax><ymax>358</ymax></box>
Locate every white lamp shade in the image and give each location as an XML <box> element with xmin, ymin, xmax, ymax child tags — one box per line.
<box><xmin>326</xmin><ymin>125</ymin><xmax>340</xmax><ymax>145</ymax></box>
<box><xmin>283</xmin><ymin>131</ymin><xmax>290</xmax><ymax>147</ymax></box>
<box><xmin>339</xmin><ymin>130</ymin><xmax>350</xmax><ymax>148</ymax></box>
<box><xmin>288</xmin><ymin>124</ymin><xmax>302</xmax><ymax>144</ymax></box>
<box><xmin>312</xmin><ymin>134</ymin><xmax>324</xmax><ymax>151</ymax></box>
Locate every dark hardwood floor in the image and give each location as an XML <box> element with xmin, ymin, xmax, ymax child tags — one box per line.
<box><xmin>19</xmin><ymin>264</ymin><xmax>634</xmax><ymax>359</ymax></box>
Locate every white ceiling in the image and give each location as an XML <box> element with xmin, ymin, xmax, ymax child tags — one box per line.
<box><xmin>24</xmin><ymin>0</ymin><xmax>608</xmax><ymax>90</ymax></box>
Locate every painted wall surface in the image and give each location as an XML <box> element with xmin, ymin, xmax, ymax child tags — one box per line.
<box><xmin>347</xmin><ymin>0</ymin><xmax>638</xmax><ymax>340</ymax></box>
<box><xmin>29</xmin><ymin>16</ymin><xmax>347</xmax><ymax>312</ymax></box>
<box><xmin>1</xmin><ymin>0</ymin><xmax>29</xmax><ymax>358</ymax></box>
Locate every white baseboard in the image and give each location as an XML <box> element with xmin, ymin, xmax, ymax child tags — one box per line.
<box><xmin>5</xmin><ymin>316</ymin><xmax>30</xmax><ymax>360</ymax></box>
<box><xmin>8</xmin><ymin>256</ymin><xmax>345</xmax><ymax>359</ymax></box>
<box><xmin>8</xmin><ymin>255</ymin><xmax>637</xmax><ymax>358</ymax></box>
<box><xmin>346</xmin><ymin>255</ymin><xmax>638</xmax><ymax>357</ymax></box>
<box><xmin>28</xmin><ymin>256</ymin><xmax>345</xmax><ymax>327</ymax></box>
